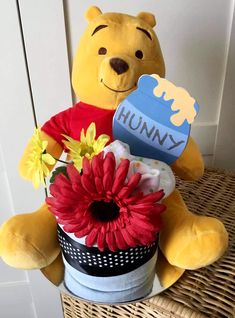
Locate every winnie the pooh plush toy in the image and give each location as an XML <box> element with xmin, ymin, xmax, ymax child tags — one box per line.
<box><xmin>0</xmin><ymin>6</ymin><xmax>228</xmax><ymax>294</ymax></box>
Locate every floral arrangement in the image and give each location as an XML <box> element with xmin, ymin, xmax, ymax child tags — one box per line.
<box><xmin>25</xmin><ymin>122</ymin><xmax>165</xmax><ymax>252</ymax></box>
<box><xmin>46</xmin><ymin>153</ymin><xmax>165</xmax><ymax>251</ymax></box>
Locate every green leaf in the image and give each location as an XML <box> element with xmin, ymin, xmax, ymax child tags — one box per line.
<box><xmin>50</xmin><ymin>166</ymin><xmax>68</xmax><ymax>183</ymax></box>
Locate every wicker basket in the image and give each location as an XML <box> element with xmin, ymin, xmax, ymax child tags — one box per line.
<box><xmin>61</xmin><ymin>168</ymin><xmax>235</xmax><ymax>318</ymax></box>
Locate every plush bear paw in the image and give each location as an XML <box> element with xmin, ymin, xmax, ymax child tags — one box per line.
<box><xmin>0</xmin><ymin>204</ymin><xmax>61</xmax><ymax>269</ymax></box>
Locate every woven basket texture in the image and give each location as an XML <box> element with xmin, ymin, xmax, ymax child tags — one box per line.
<box><xmin>61</xmin><ymin>168</ymin><xmax>235</xmax><ymax>318</ymax></box>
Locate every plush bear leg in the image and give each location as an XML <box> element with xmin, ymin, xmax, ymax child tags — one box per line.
<box><xmin>41</xmin><ymin>253</ymin><xmax>64</xmax><ymax>286</ymax></box>
<box><xmin>0</xmin><ymin>203</ymin><xmax>60</xmax><ymax>269</ymax></box>
<box><xmin>160</xmin><ymin>190</ymin><xmax>228</xmax><ymax>269</ymax></box>
<box><xmin>156</xmin><ymin>249</ymin><xmax>185</xmax><ymax>288</ymax></box>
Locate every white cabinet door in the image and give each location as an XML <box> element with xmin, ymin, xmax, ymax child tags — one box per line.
<box><xmin>0</xmin><ymin>1</ymin><xmax>65</xmax><ymax>317</ymax></box>
<box><xmin>214</xmin><ymin>3</ymin><xmax>235</xmax><ymax>169</ymax></box>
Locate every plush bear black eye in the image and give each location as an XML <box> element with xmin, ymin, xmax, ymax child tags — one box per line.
<box><xmin>135</xmin><ymin>50</ymin><xmax>143</xmax><ymax>59</ymax></box>
<box><xmin>98</xmin><ymin>47</ymin><xmax>107</xmax><ymax>55</ymax></box>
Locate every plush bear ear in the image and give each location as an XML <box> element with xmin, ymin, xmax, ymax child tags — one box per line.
<box><xmin>137</xmin><ymin>12</ymin><xmax>156</xmax><ymax>27</ymax></box>
<box><xmin>85</xmin><ymin>6</ymin><xmax>103</xmax><ymax>22</ymax></box>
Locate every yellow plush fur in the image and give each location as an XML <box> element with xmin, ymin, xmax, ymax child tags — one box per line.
<box><xmin>0</xmin><ymin>6</ymin><xmax>228</xmax><ymax>288</ymax></box>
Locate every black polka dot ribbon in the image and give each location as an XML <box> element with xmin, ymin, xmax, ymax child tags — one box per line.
<box><xmin>57</xmin><ymin>226</ymin><xmax>158</xmax><ymax>277</ymax></box>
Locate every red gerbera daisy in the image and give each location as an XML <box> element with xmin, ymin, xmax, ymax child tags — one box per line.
<box><xmin>46</xmin><ymin>152</ymin><xmax>166</xmax><ymax>252</ymax></box>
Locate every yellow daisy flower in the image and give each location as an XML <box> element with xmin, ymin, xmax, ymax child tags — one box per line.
<box><xmin>26</xmin><ymin>128</ymin><xmax>56</xmax><ymax>188</ymax></box>
<box><xmin>63</xmin><ymin>122</ymin><xmax>110</xmax><ymax>172</ymax></box>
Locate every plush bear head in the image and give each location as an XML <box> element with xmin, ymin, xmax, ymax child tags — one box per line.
<box><xmin>72</xmin><ymin>6</ymin><xmax>165</xmax><ymax>110</ymax></box>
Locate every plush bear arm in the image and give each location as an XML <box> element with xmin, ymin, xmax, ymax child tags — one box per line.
<box><xmin>19</xmin><ymin>131</ymin><xmax>63</xmax><ymax>180</ymax></box>
<box><xmin>171</xmin><ymin>136</ymin><xmax>204</xmax><ymax>181</ymax></box>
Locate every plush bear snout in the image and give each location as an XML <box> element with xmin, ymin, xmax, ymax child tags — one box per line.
<box><xmin>99</xmin><ymin>55</ymin><xmax>138</xmax><ymax>94</ymax></box>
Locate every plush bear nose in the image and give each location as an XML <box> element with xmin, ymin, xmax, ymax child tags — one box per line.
<box><xmin>110</xmin><ymin>58</ymin><xmax>129</xmax><ymax>75</ymax></box>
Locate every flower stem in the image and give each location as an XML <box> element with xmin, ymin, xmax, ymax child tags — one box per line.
<box><xmin>53</xmin><ymin>157</ymin><xmax>69</xmax><ymax>165</ymax></box>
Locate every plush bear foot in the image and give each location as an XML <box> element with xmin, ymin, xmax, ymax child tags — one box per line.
<box><xmin>156</xmin><ymin>249</ymin><xmax>185</xmax><ymax>288</ymax></box>
<box><xmin>160</xmin><ymin>190</ymin><xmax>228</xmax><ymax>270</ymax></box>
<box><xmin>0</xmin><ymin>203</ymin><xmax>60</xmax><ymax>269</ymax></box>
<box><xmin>41</xmin><ymin>253</ymin><xmax>64</xmax><ymax>286</ymax></box>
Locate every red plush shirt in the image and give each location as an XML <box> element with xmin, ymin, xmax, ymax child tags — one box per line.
<box><xmin>41</xmin><ymin>102</ymin><xmax>115</xmax><ymax>149</ymax></box>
